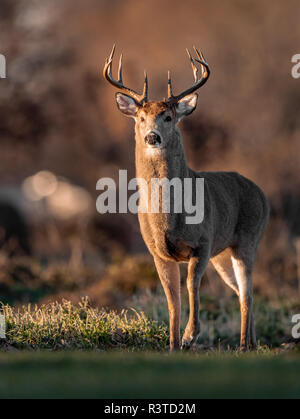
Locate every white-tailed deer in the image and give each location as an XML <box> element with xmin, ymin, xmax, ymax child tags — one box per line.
<box><xmin>103</xmin><ymin>45</ymin><xmax>269</xmax><ymax>351</ymax></box>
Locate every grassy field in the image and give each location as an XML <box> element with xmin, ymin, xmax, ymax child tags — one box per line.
<box><xmin>1</xmin><ymin>297</ymin><xmax>300</xmax><ymax>398</ymax></box>
<box><xmin>0</xmin><ymin>351</ymin><xmax>300</xmax><ymax>398</ymax></box>
<box><xmin>1</xmin><ymin>296</ymin><xmax>298</xmax><ymax>350</ymax></box>
<box><xmin>1</xmin><ymin>298</ymin><xmax>168</xmax><ymax>350</ymax></box>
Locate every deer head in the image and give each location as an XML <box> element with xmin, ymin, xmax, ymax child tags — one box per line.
<box><xmin>103</xmin><ymin>45</ymin><xmax>210</xmax><ymax>151</ymax></box>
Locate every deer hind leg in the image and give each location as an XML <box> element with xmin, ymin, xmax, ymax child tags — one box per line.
<box><xmin>154</xmin><ymin>256</ymin><xmax>181</xmax><ymax>351</ymax></box>
<box><xmin>181</xmin><ymin>247</ymin><xmax>210</xmax><ymax>350</ymax></box>
<box><xmin>231</xmin><ymin>250</ymin><xmax>256</xmax><ymax>351</ymax></box>
<box><xmin>211</xmin><ymin>247</ymin><xmax>256</xmax><ymax>350</ymax></box>
<box><xmin>211</xmin><ymin>248</ymin><xmax>239</xmax><ymax>295</ymax></box>
<box><xmin>249</xmin><ymin>309</ymin><xmax>257</xmax><ymax>349</ymax></box>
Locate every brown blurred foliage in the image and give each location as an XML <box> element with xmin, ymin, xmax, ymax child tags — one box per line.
<box><xmin>0</xmin><ymin>0</ymin><xmax>300</xmax><ymax>304</ymax></box>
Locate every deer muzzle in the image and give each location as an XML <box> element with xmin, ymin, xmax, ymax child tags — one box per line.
<box><xmin>145</xmin><ymin>131</ymin><xmax>161</xmax><ymax>146</ymax></box>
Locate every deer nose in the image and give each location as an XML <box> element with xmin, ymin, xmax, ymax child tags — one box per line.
<box><xmin>145</xmin><ymin>131</ymin><xmax>161</xmax><ymax>146</ymax></box>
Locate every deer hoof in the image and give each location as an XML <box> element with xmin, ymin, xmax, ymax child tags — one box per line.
<box><xmin>181</xmin><ymin>338</ymin><xmax>193</xmax><ymax>351</ymax></box>
<box><xmin>238</xmin><ymin>345</ymin><xmax>249</xmax><ymax>353</ymax></box>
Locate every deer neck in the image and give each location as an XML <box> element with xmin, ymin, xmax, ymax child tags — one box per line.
<box><xmin>135</xmin><ymin>128</ymin><xmax>195</xmax><ymax>260</ymax></box>
<box><xmin>135</xmin><ymin>129</ymin><xmax>189</xmax><ymax>182</ymax></box>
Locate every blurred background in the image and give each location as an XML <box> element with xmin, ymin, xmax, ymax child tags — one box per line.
<box><xmin>0</xmin><ymin>0</ymin><xmax>299</xmax><ymax>312</ymax></box>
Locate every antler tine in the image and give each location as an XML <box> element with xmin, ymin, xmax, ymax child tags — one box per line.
<box><xmin>108</xmin><ymin>44</ymin><xmax>116</xmax><ymax>64</ymax></box>
<box><xmin>103</xmin><ymin>45</ymin><xmax>148</xmax><ymax>104</ymax></box>
<box><xmin>193</xmin><ymin>46</ymin><xmax>209</xmax><ymax>78</ymax></box>
<box><xmin>167</xmin><ymin>70</ymin><xmax>173</xmax><ymax>98</ymax></box>
<box><xmin>117</xmin><ymin>53</ymin><xmax>123</xmax><ymax>83</ymax></box>
<box><xmin>167</xmin><ymin>46</ymin><xmax>210</xmax><ymax>103</ymax></box>
<box><xmin>186</xmin><ymin>48</ymin><xmax>198</xmax><ymax>83</ymax></box>
<box><xmin>143</xmin><ymin>70</ymin><xmax>148</xmax><ymax>101</ymax></box>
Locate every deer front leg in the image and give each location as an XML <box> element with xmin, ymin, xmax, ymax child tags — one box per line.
<box><xmin>182</xmin><ymin>249</ymin><xmax>210</xmax><ymax>350</ymax></box>
<box><xmin>154</xmin><ymin>256</ymin><xmax>181</xmax><ymax>351</ymax></box>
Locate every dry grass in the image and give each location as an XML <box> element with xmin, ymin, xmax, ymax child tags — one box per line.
<box><xmin>0</xmin><ymin>298</ymin><xmax>167</xmax><ymax>351</ymax></box>
<box><xmin>1</xmin><ymin>293</ymin><xmax>299</xmax><ymax>351</ymax></box>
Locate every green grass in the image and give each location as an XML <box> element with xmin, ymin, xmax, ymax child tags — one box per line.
<box><xmin>0</xmin><ymin>351</ymin><xmax>300</xmax><ymax>398</ymax></box>
<box><xmin>1</xmin><ymin>295</ymin><xmax>298</xmax><ymax>350</ymax></box>
<box><xmin>0</xmin><ymin>298</ymin><xmax>167</xmax><ymax>350</ymax></box>
<box><xmin>1</xmin><ymin>298</ymin><xmax>300</xmax><ymax>398</ymax></box>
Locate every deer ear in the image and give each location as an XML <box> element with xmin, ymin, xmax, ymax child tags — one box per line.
<box><xmin>115</xmin><ymin>93</ymin><xmax>139</xmax><ymax>117</ymax></box>
<box><xmin>175</xmin><ymin>93</ymin><xmax>198</xmax><ymax>121</ymax></box>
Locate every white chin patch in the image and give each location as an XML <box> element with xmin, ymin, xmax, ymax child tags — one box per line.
<box><xmin>145</xmin><ymin>144</ymin><xmax>165</xmax><ymax>156</ymax></box>
<box><xmin>146</xmin><ymin>142</ymin><xmax>162</xmax><ymax>149</ymax></box>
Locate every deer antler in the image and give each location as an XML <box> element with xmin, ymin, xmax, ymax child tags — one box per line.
<box><xmin>103</xmin><ymin>44</ymin><xmax>148</xmax><ymax>104</ymax></box>
<box><xmin>167</xmin><ymin>46</ymin><xmax>210</xmax><ymax>103</ymax></box>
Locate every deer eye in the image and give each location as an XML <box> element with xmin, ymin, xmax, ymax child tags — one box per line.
<box><xmin>165</xmin><ymin>116</ymin><xmax>172</xmax><ymax>122</ymax></box>
<box><xmin>140</xmin><ymin>116</ymin><xmax>145</xmax><ymax>122</ymax></box>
